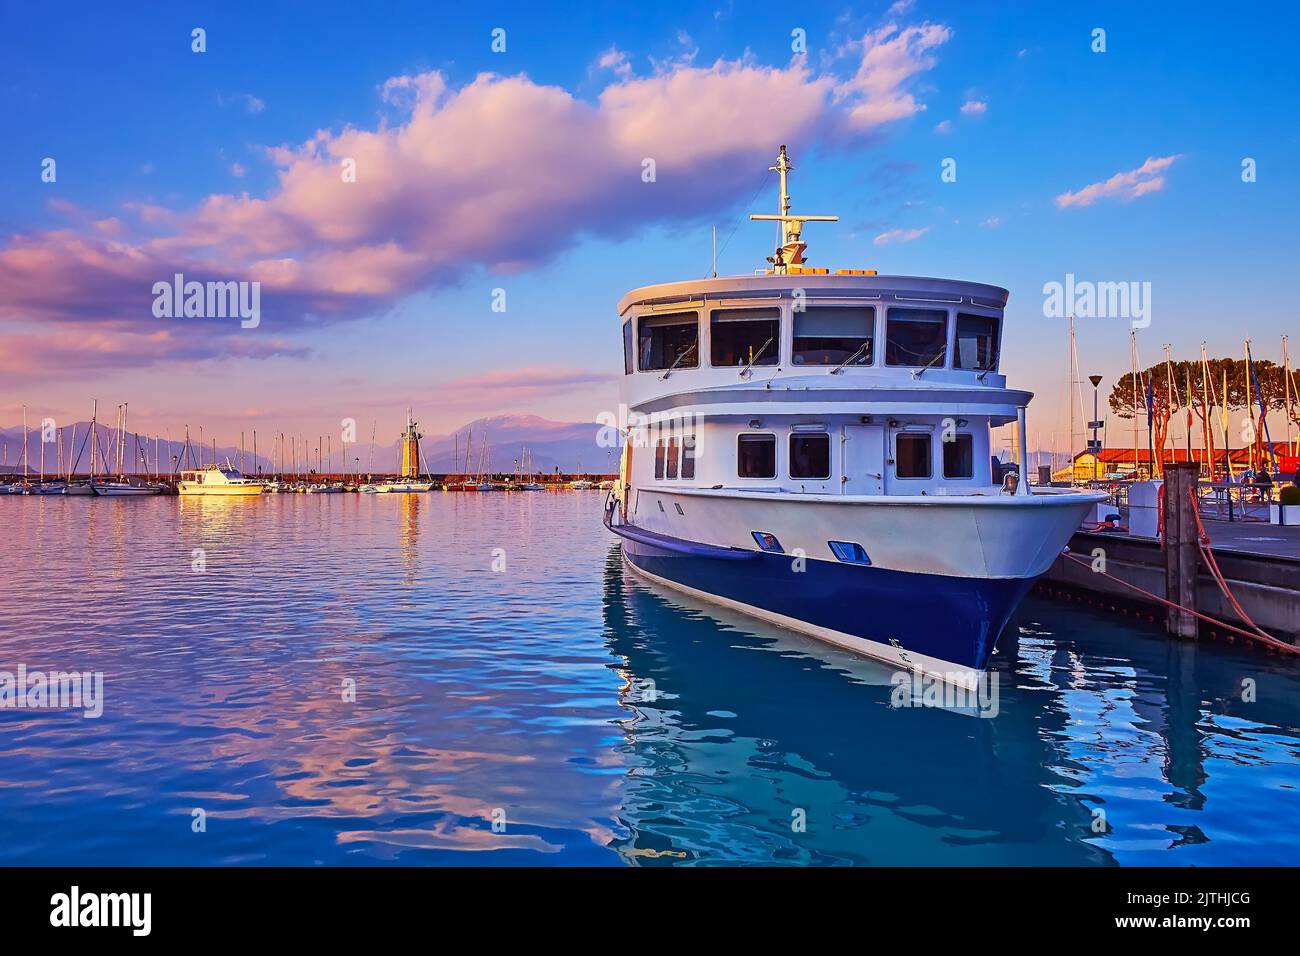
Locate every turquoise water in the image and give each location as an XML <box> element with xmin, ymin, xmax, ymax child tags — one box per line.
<box><xmin>0</xmin><ymin>492</ymin><xmax>1297</xmax><ymax>865</ymax></box>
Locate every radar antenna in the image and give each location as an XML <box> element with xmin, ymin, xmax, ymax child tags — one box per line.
<box><xmin>749</xmin><ymin>145</ymin><xmax>838</xmax><ymax>274</ymax></box>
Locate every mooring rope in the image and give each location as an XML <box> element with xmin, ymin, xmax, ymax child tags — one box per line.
<box><xmin>1187</xmin><ymin>487</ymin><xmax>1274</xmax><ymax>640</ymax></box>
<box><xmin>1058</xmin><ymin>548</ymin><xmax>1299</xmax><ymax>656</ymax></box>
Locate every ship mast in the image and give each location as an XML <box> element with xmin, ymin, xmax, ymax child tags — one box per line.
<box><xmin>749</xmin><ymin>145</ymin><xmax>838</xmax><ymax>274</ymax></box>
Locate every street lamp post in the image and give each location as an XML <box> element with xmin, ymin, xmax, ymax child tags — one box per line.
<box><xmin>1088</xmin><ymin>374</ymin><xmax>1104</xmax><ymax>483</ymax></box>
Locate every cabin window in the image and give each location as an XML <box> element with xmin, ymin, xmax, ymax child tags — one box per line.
<box><xmin>895</xmin><ymin>433</ymin><xmax>932</xmax><ymax>479</ymax></box>
<box><xmin>885</xmin><ymin>308</ymin><xmax>947</xmax><ymax>368</ymax></box>
<box><xmin>828</xmin><ymin>541</ymin><xmax>872</xmax><ymax>565</ymax></box>
<box><xmin>751</xmin><ymin>531</ymin><xmax>784</xmax><ymax>553</ymax></box>
<box><xmin>639</xmin><ymin>312</ymin><xmax>698</xmax><ymax>372</ymax></box>
<box><xmin>654</xmin><ymin>440</ymin><xmax>665</xmax><ymax>480</ymax></box>
<box><xmin>955</xmin><ymin>313</ymin><xmax>999</xmax><ymax>371</ymax></box>
<box><xmin>710</xmin><ymin>308</ymin><xmax>780</xmax><ymax>368</ymax></box>
<box><xmin>666</xmin><ymin>438</ymin><xmax>679</xmax><ymax>479</ymax></box>
<box><xmin>943</xmin><ymin>434</ymin><xmax>974</xmax><ymax>479</ymax></box>
<box><xmin>622</xmin><ymin>320</ymin><xmax>634</xmax><ymax>375</ymax></box>
<box><xmin>681</xmin><ymin>434</ymin><xmax>696</xmax><ymax>480</ymax></box>
<box><xmin>789</xmin><ymin>433</ymin><xmax>831</xmax><ymax>479</ymax></box>
<box><xmin>792</xmin><ymin>306</ymin><xmax>874</xmax><ymax>366</ymax></box>
<box><xmin>737</xmin><ymin>433</ymin><xmax>776</xmax><ymax>479</ymax></box>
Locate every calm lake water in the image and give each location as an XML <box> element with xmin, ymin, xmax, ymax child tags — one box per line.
<box><xmin>1</xmin><ymin>492</ymin><xmax>1297</xmax><ymax>866</ymax></box>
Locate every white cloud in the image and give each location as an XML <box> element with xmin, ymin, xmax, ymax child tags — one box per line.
<box><xmin>596</xmin><ymin>47</ymin><xmax>633</xmax><ymax>79</ymax></box>
<box><xmin>874</xmin><ymin>226</ymin><xmax>930</xmax><ymax>246</ymax></box>
<box><xmin>960</xmin><ymin>99</ymin><xmax>987</xmax><ymax>116</ymax></box>
<box><xmin>1055</xmin><ymin>155</ymin><xmax>1183</xmax><ymax>208</ymax></box>
<box><xmin>218</xmin><ymin>92</ymin><xmax>265</xmax><ymax>114</ymax></box>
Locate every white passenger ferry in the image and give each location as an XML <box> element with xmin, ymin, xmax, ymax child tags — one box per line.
<box><xmin>605</xmin><ymin>147</ymin><xmax>1102</xmax><ymax>685</ymax></box>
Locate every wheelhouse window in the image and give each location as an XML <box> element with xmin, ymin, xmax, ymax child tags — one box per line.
<box><xmin>622</xmin><ymin>320</ymin><xmax>634</xmax><ymax>375</ymax></box>
<box><xmin>885</xmin><ymin>308</ymin><xmax>947</xmax><ymax>368</ymax></box>
<box><xmin>792</xmin><ymin>306</ymin><xmax>874</xmax><ymax>366</ymax></box>
<box><xmin>955</xmin><ymin>313</ymin><xmax>999</xmax><ymax>371</ymax></box>
<box><xmin>710</xmin><ymin>308</ymin><xmax>779</xmax><ymax>368</ymax></box>
<box><xmin>654</xmin><ymin>440</ymin><xmax>665</xmax><ymax>480</ymax></box>
<box><xmin>943</xmin><ymin>434</ymin><xmax>974</xmax><ymax>478</ymax></box>
<box><xmin>895</xmin><ymin>433</ymin><xmax>932</xmax><ymax>478</ymax></box>
<box><xmin>789</xmin><ymin>433</ymin><xmax>830</xmax><ymax>479</ymax></box>
<box><xmin>639</xmin><ymin>312</ymin><xmax>698</xmax><ymax>372</ymax></box>
<box><xmin>666</xmin><ymin>438</ymin><xmax>679</xmax><ymax>479</ymax></box>
<box><xmin>681</xmin><ymin>433</ymin><xmax>696</xmax><ymax>480</ymax></box>
<box><xmin>737</xmin><ymin>434</ymin><xmax>776</xmax><ymax>478</ymax></box>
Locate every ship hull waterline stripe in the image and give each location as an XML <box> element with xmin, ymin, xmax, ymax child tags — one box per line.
<box><xmin>615</xmin><ymin>533</ymin><xmax>1037</xmax><ymax>675</ymax></box>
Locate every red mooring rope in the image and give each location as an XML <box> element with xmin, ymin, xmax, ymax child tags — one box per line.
<box><xmin>1060</xmin><ymin>493</ymin><xmax>1299</xmax><ymax>656</ymax></box>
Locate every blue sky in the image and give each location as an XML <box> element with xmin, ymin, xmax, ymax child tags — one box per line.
<box><xmin>1</xmin><ymin>0</ymin><xmax>1297</xmax><ymax>450</ymax></box>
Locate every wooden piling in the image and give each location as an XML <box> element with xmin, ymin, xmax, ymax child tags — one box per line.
<box><xmin>1162</xmin><ymin>462</ymin><xmax>1199</xmax><ymax>638</ymax></box>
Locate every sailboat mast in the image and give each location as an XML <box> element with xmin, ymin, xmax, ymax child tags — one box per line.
<box><xmin>1244</xmin><ymin>340</ymin><xmax>1254</xmax><ymax>471</ymax></box>
<box><xmin>1129</xmin><ymin>331</ymin><xmax>1140</xmax><ymax>475</ymax></box>
<box><xmin>1066</xmin><ymin>319</ymin><xmax>1076</xmax><ymax>481</ymax></box>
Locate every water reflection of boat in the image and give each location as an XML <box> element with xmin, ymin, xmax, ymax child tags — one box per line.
<box><xmin>600</xmin><ymin>545</ymin><xmax>1106</xmax><ymax>866</ymax></box>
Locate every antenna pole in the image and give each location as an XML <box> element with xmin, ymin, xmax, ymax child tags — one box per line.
<box><xmin>774</xmin><ymin>145</ymin><xmax>793</xmax><ymax>247</ymax></box>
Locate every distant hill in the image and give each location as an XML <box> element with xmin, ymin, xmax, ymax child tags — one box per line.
<box><xmin>0</xmin><ymin>422</ymin><xmax>273</xmax><ymax>476</ymax></box>
<box><xmin>0</xmin><ymin>413</ymin><xmax>616</xmax><ymax>476</ymax></box>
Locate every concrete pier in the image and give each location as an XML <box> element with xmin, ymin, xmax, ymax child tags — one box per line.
<box><xmin>1040</xmin><ymin>516</ymin><xmax>1300</xmax><ymax>648</ymax></box>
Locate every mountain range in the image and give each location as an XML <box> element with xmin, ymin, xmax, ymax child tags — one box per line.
<box><xmin>0</xmin><ymin>413</ymin><xmax>617</xmax><ymax>476</ymax></box>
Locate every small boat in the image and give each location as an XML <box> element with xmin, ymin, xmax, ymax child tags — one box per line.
<box><xmin>303</xmin><ymin>482</ymin><xmax>345</xmax><ymax>494</ymax></box>
<box><xmin>177</xmin><ymin>463</ymin><xmax>265</xmax><ymax>496</ymax></box>
<box><xmin>32</xmin><ymin>481</ymin><xmax>68</xmax><ymax>495</ymax></box>
<box><xmin>516</xmin><ymin>449</ymin><xmax>544</xmax><ymax>490</ymax></box>
<box><xmin>93</xmin><ymin>406</ymin><xmax>166</xmax><ymax>495</ymax></box>
<box><xmin>361</xmin><ymin>479</ymin><xmax>433</xmax><ymax>493</ymax></box>
<box><xmin>569</xmin><ymin>479</ymin><xmax>595</xmax><ymax>490</ymax></box>
<box><xmin>92</xmin><ymin>477</ymin><xmax>164</xmax><ymax>496</ymax></box>
<box><xmin>63</xmin><ymin>482</ymin><xmax>95</xmax><ymax>496</ymax></box>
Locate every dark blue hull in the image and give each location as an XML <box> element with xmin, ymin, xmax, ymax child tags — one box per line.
<box><xmin>620</xmin><ymin>536</ymin><xmax>1037</xmax><ymax>671</ymax></box>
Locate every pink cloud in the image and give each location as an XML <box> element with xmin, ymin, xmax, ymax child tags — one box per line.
<box><xmin>1055</xmin><ymin>155</ymin><xmax>1183</xmax><ymax>208</ymax></box>
<box><xmin>0</xmin><ymin>17</ymin><xmax>952</xmax><ymax>380</ymax></box>
<box><xmin>0</xmin><ymin>325</ymin><xmax>308</xmax><ymax>385</ymax></box>
<box><xmin>834</xmin><ymin>23</ymin><xmax>952</xmax><ymax>128</ymax></box>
